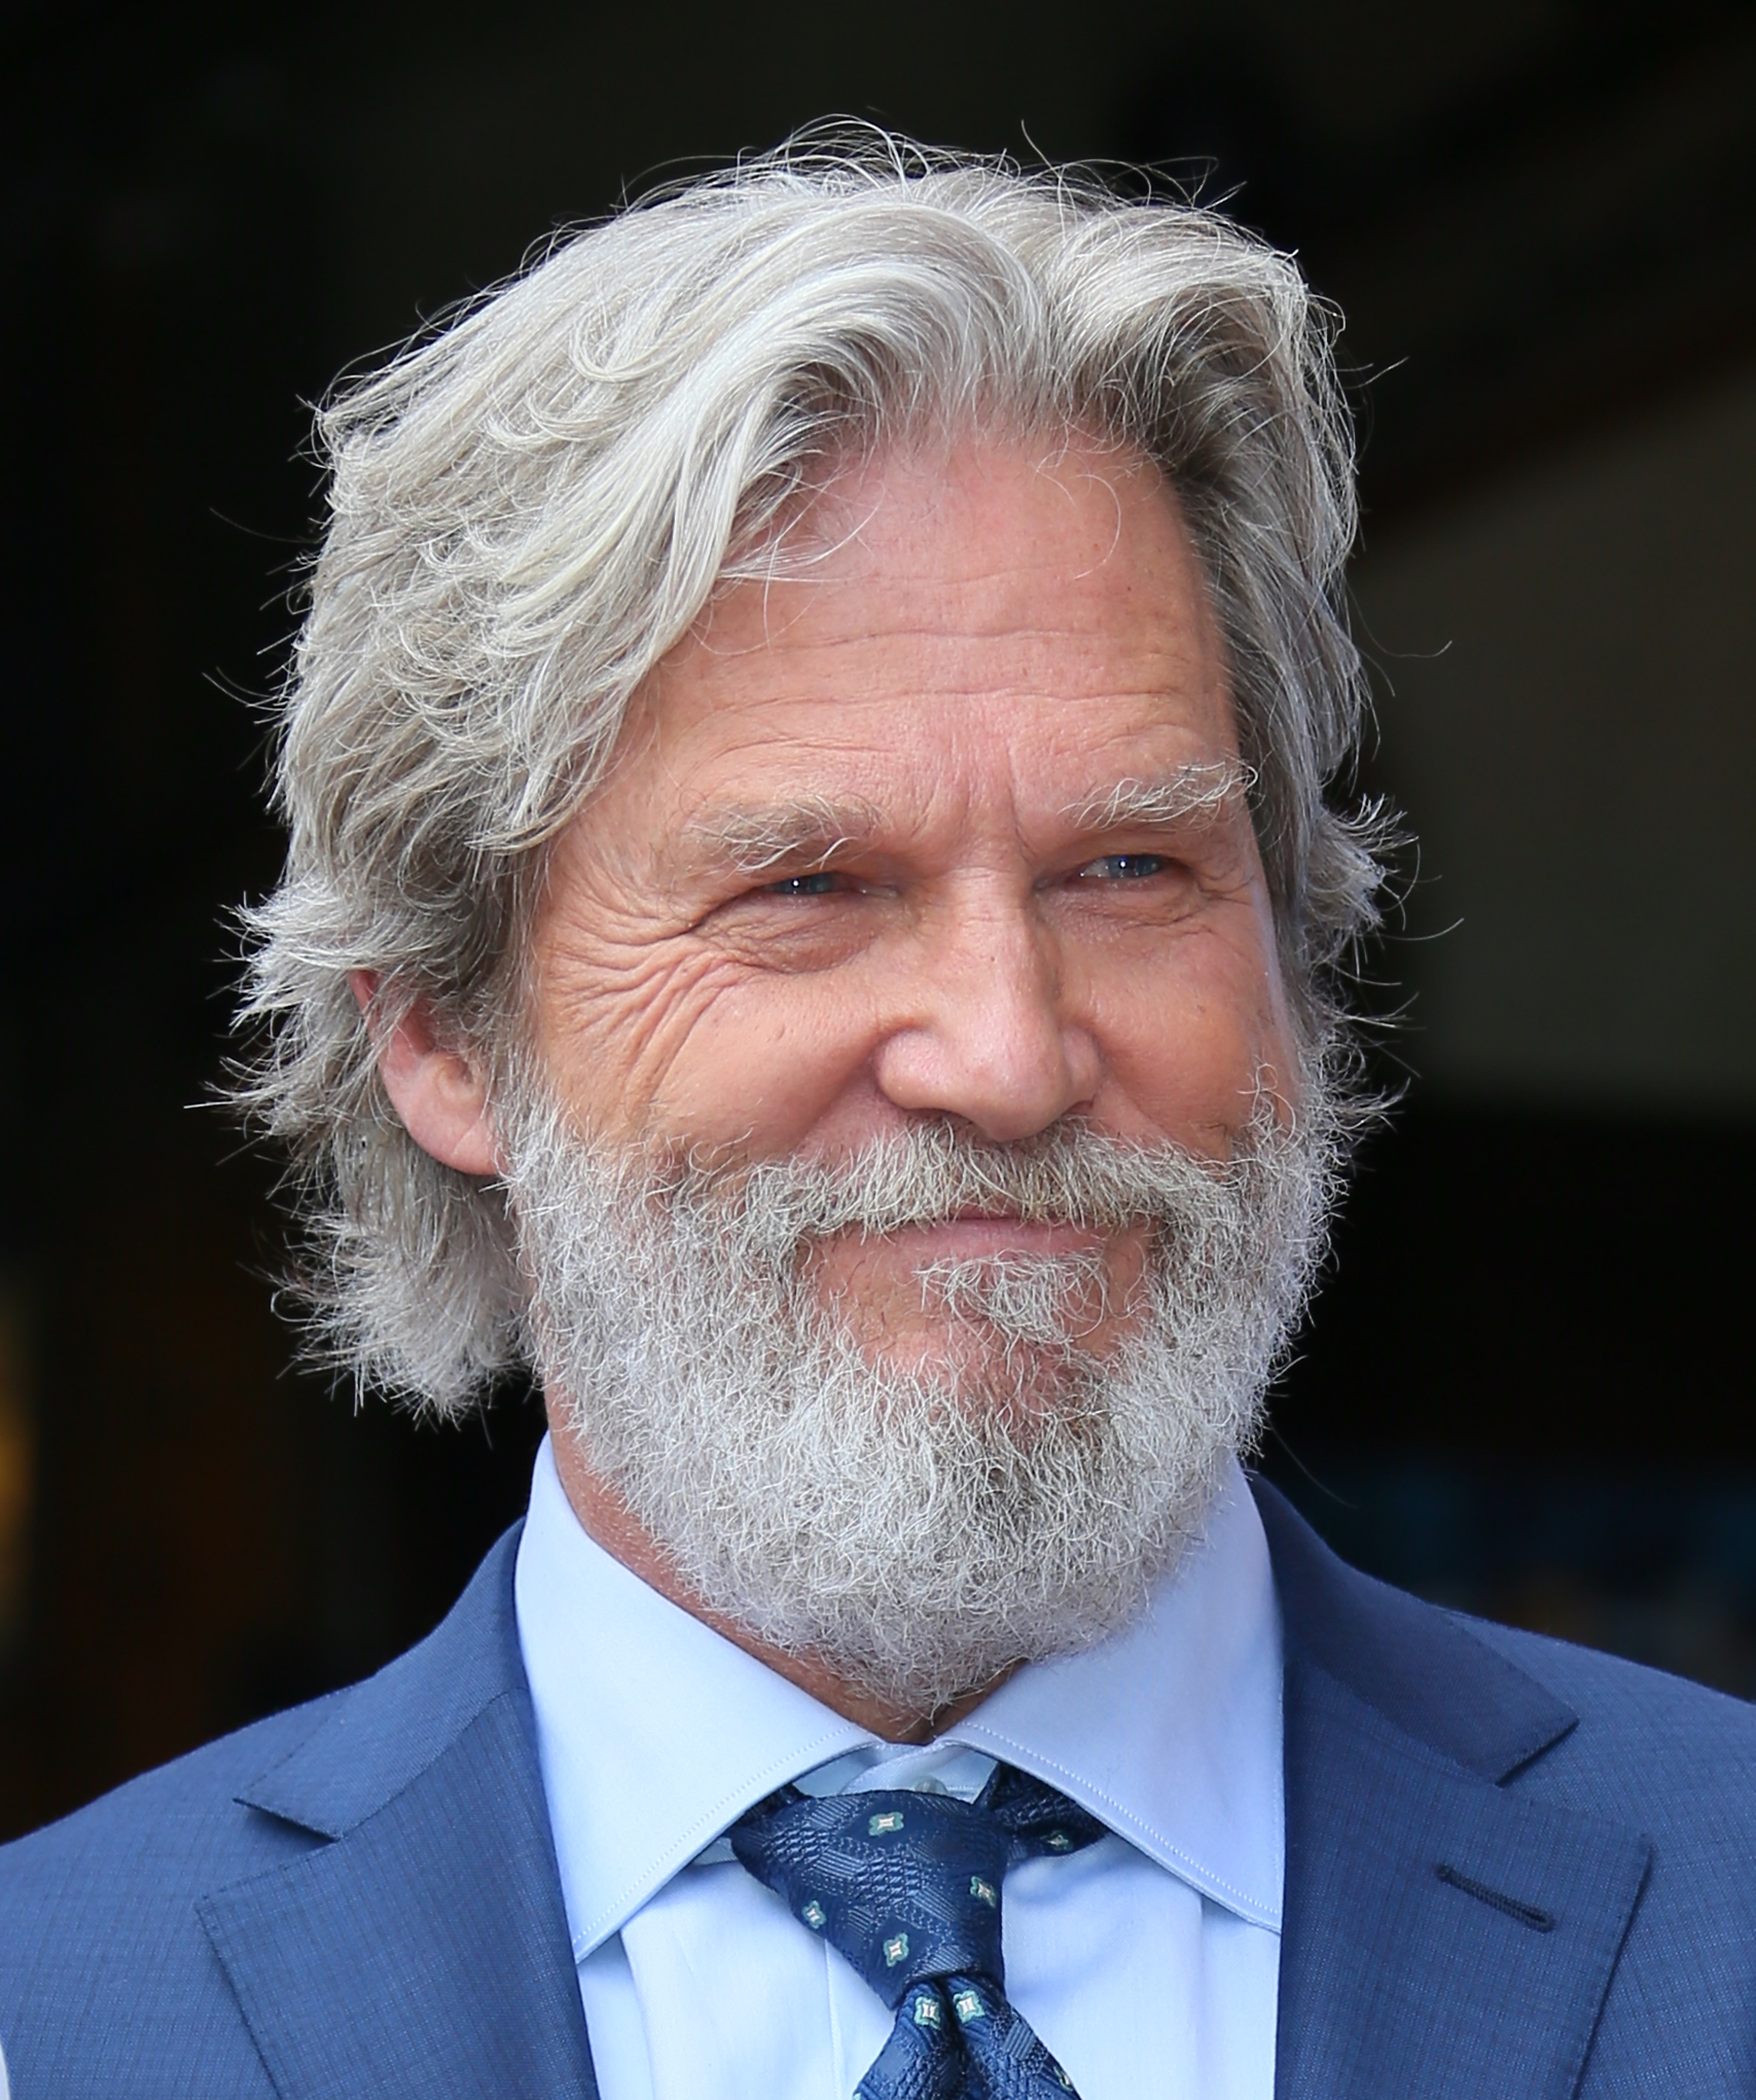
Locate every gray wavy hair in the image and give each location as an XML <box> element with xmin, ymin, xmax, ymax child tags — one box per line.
<box><xmin>237</xmin><ymin>131</ymin><xmax>1389</xmax><ymax>1416</ymax></box>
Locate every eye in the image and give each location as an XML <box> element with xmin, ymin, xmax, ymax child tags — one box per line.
<box><xmin>1074</xmin><ymin>853</ymin><xmax>1170</xmax><ymax>881</ymax></box>
<box><xmin>763</xmin><ymin>869</ymin><xmax>848</xmax><ymax>897</ymax></box>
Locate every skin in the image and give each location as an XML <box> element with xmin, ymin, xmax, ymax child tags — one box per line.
<box><xmin>364</xmin><ymin>433</ymin><xmax>1298</xmax><ymax>1738</ymax></box>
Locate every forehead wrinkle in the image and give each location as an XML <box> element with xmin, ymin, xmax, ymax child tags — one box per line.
<box><xmin>1068</xmin><ymin>760</ymin><xmax>1257</xmax><ymax>833</ymax></box>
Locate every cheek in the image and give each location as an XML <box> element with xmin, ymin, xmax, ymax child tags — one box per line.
<box><xmin>538</xmin><ymin>944</ymin><xmax>883</xmax><ymax>1153</ymax></box>
<box><xmin>1089</xmin><ymin>937</ymin><xmax>1290</xmax><ymax>1153</ymax></box>
<box><xmin>657</xmin><ymin>989</ymin><xmax>871</xmax><ymax>1148</ymax></box>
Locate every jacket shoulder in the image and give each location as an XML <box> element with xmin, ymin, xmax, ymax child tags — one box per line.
<box><xmin>0</xmin><ymin>1525</ymin><xmax>526</xmax><ymax>2095</ymax></box>
<box><xmin>0</xmin><ymin>1696</ymin><xmax>339</xmax><ymax>2096</ymax></box>
<box><xmin>1457</xmin><ymin>1609</ymin><xmax>1756</xmax><ymax>1822</ymax></box>
<box><xmin>1255</xmin><ymin>1472</ymin><xmax>1756</xmax><ymax>1810</ymax></box>
<box><xmin>0</xmin><ymin>1687</ymin><xmax>341</xmax><ymax>1892</ymax></box>
<box><xmin>1256</xmin><ymin>1477</ymin><xmax>1756</xmax><ymax>2093</ymax></box>
<box><xmin>1460</xmin><ymin>1610</ymin><xmax>1756</xmax><ymax>2093</ymax></box>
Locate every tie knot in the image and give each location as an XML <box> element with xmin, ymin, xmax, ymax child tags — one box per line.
<box><xmin>729</xmin><ymin>1766</ymin><xmax>1104</xmax><ymax>2011</ymax></box>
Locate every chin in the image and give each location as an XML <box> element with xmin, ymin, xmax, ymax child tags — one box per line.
<box><xmin>855</xmin><ymin>1328</ymin><xmax>1115</xmax><ymax>1433</ymax></box>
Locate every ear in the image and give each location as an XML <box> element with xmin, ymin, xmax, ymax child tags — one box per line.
<box><xmin>350</xmin><ymin>971</ymin><xmax>503</xmax><ymax>1177</ymax></box>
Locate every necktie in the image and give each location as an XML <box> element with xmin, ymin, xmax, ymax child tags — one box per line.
<box><xmin>730</xmin><ymin>1762</ymin><xmax>1107</xmax><ymax>2099</ymax></box>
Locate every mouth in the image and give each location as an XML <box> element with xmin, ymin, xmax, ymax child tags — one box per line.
<box><xmin>873</xmin><ymin>1214</ymin><xmax>1114</xmax><ymax>1262</ymax></box>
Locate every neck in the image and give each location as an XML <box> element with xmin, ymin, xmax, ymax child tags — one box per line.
<box><xmin>546</xmin><ymin>1414</ymin><xmax>1015</xmax><ymax>1743</ymax></box>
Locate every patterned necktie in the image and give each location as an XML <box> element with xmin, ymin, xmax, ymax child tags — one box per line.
<box><xmin>730</xmin><ymin>1762</ymin><xmax>1107</xmax><ymax>2099</ymax></box>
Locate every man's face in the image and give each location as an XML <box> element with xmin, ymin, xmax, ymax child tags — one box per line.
<box><xmin>523</xmin><ymin>433</ymin><xmax>1296</xmax><ymax>1381</ymax></box>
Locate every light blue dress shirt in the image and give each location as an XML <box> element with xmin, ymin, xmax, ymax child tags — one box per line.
<box><xmin>515</xmin><ymin>1436</ymin><xmax>1283</xmax><ymax>2099</ymax></box>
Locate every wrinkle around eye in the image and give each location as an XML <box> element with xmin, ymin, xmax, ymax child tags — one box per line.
<box><xmin>696</xmin><ymin>879</ymin><xmax>889</xmax><ymax>974</ymax></box>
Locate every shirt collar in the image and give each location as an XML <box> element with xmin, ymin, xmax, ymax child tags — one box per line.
<box><xmin>516</xmin><ymin>1438</ymin><xmax>1282</xmax><ymax>1960</ymax></box>
<box><xmin>940</xmin><ymin>1460</ymin><xmax>1284</xmax><ymax>1930</ymax></box>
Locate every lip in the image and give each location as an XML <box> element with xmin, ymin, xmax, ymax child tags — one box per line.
<box><xmin>868</xmin><ymin>1216</ymin><xmax>1111</xmax><ymax>1259</ymax></box>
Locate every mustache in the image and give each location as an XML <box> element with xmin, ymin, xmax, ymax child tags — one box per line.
<box><xmin>601</xmin><ymin>1115</ymin><xmax>1276</xmax><ymax>1255</ymax></box>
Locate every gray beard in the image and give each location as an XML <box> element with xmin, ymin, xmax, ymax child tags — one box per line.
<box><xmin>501</xmin><ymin>1084</ymin><xmax>1342</xmax><ymax>1717</ymax></box>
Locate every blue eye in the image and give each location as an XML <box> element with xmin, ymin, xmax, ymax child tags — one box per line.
<box><xmin>1078</xmin><ymin>853</ymin><xmax>1168</xmax><ymax>881</ymax></box>
<box><xmin>766</xmin><ymin>870</ymin><xmax>843</xmax><ymax>896</ymax></box>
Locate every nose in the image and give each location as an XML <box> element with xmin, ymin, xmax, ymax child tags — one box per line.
<box><xmin>871</xmin><ymin>886</ymin><xmax>1101</xmax><ymax>1142</ymax></box>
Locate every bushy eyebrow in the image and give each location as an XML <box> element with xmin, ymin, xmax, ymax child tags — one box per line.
<box><xmin>685</xmin><ymin>793</ymin><xmax>886</xmax><ymax>874</ymax></box>
<box><xmin>682</xmin><ymin>763</ymin><xmax>1252</xmax><ymax>878</ymax></box>
<box><xmin>1066</xmin><ymin>760</ymin><xmax>1256</xmax><ymax>833</ymax></box>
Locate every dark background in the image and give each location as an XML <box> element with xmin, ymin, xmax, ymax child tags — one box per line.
<box><xmin>2</xmin><ymin>0</ymin><xmax>1752</xmax><ymax>1839</ymax></box>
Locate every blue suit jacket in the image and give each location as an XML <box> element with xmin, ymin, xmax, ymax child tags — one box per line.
<box><xmin>2</xmin><ymin>1481</ymin><xmax>1752</xmax><ymax>2095</ymax></box>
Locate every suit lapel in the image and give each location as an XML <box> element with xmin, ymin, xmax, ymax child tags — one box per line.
<box><xmin>1256</xmin><ymin>1481</ymin><xmax>1651</xmax><ymax>2100</ymax></box>
<box><xmin>199</xmin><ymin>1530</ymin><xmax>598</xmax><ymax>2098</ymax></box>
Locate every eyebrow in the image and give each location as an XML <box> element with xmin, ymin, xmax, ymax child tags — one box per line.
<box><xmin>1065</xmin><ymin>760</ymin><xmax>1257</xmax><ymax>833</ymax></box>
<box><xmin>682</xmin><ymin>761</ymin><xmax>1254</xmax><ymax>877</ymax></box>
<box><xmin>685</xmin><ymin>793</ymin><xmax>886</xmax><ymax>874</ymax></box>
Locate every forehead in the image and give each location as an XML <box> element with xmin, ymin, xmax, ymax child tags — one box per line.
<box><xmin>616</xmin><ymin>434</ymin><xmax>1237</xmax><ymax>831</ymax></box>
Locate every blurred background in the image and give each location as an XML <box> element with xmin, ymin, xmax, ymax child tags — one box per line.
<box><xmin>2</xmin><ymin>0</ymin><xmax>1752</xmax><ymax>1838</ymax></box>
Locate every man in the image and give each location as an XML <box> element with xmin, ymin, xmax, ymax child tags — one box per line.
<box><xmin>1</xmin><ymin>136</ymin><xmax>1751</xmax><ymax>2098</ymax></box>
